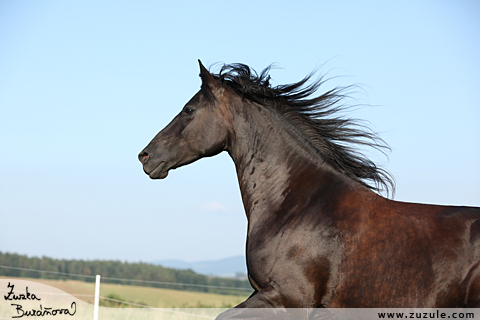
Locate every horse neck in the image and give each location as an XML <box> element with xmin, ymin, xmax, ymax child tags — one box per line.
<box><xmin>226</xmin><ymin>100</ymin><xmax>362</xmax><ymax>225</ymax></box>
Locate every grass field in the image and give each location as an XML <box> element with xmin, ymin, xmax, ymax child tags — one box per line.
<box><xmin>0</xmin><ymin>276</ymin><xmax>250</xmax><ymax>308</ymax></box>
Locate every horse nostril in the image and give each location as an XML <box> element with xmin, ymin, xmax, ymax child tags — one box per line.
<box><xmin>139</xmin><ymin>151</ymin><xmax>149</xmax><ymax>163</ymax></box>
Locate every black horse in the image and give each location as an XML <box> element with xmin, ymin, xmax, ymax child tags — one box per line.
<box><xmin>139</xmin><ymin>61</ymin><xmax>480</xmax><ymax>311</ymax></box>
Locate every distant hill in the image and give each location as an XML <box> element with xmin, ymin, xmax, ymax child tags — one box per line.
<box><xmin>0</xmin><ymin>252</ymin><xmax>252</xmax><ymax>296</ymax></box>
<box><xmin>153</xmin><ymin>255</ymin><xmax>247</xmax><ymax>278</ymax></box>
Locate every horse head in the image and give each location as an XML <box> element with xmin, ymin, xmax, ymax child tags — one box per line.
<box><xmin>138</xmin><ymin>61</ymin><xmax>230</xmax><ymax>179</ymax></box>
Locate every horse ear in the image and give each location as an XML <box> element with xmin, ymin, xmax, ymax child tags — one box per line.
<box><xmin>198</xmin><ymin>60</ymin><xmax>218</xmax><ymax>90</ymax></box>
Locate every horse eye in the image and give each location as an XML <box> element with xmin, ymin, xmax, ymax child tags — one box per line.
<box><xmin>184</xmin><ymin>107</ymin><xmax>194</xmax><ymax>114</ymax></box>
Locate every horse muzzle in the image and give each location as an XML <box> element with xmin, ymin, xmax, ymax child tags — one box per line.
<box><xmin>138</xmin><ymin>151</ymin><xmax>169</xmax><ymax>179</ymax></box>
<box><xmin>146</xmin><ymin>161</ymin><xmax>169</xmax><ymax>179</ymax></box>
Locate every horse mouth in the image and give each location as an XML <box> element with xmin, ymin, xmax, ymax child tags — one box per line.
<box><xmin>147</xmin><ymin>162</ymin><xmax>169</xmax><ymax>179</ymax></box>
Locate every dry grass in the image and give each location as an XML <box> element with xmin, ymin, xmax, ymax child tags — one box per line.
<box><xmin>0</xmin><ymin>276</ymin><xmax>249</xmax><ymax>308</ymax></box>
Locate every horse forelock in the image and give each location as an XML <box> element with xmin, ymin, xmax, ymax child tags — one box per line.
<box><xmin>207</xmin><ymin>63</ymin><xmax>395</xmax><ymax>197</ymax></box>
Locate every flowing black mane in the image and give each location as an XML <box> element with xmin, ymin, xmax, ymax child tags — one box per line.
<box><xmin>210</xmin><ymin>63</ymin><xmax>395</xmax><ymax>196</ymax></box>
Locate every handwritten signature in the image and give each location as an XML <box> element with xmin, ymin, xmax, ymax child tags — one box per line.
<box><xmin>4</xmin><ymin>282</ymin><xmax>76</xmax><ymax>318</ymax></box>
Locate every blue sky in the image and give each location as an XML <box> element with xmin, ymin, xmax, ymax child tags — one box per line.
<box><xmin>1</xmin><ymin>1</ymin><xmax>479</xmax><ymax>263</ymax></box>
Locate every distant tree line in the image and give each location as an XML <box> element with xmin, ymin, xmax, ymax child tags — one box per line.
<box><xmin>0</xmin><ymin>252</ymin><xmax>252</xmax><ymax>296</ymax></box>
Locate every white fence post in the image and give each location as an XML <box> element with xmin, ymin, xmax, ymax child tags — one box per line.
<box><xmin>93</xmin><ymin>275</ymin><xmax>100</xmax><ymax>320</ymax></box>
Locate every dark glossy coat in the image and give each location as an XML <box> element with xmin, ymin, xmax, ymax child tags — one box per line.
<box><xmin>139</xmin><ymin>61</ymin><xmax>480</xmax><ymax>311</ymax></box>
